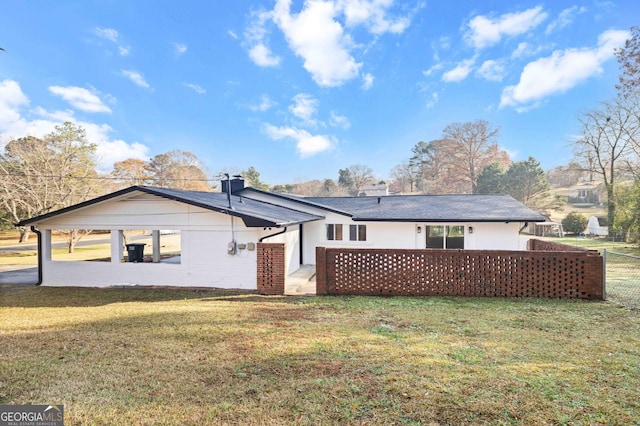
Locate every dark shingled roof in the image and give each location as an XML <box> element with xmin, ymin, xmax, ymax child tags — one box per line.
<box><xmin>239</xmin><ymin>189</ymin><xmax>545</xmax><ymax>222</ymax></box>
<box><xmin>303</xmin><ymin>194</ymin><xmax>545</xmax><ymax>222</ymax></box>
<box><xmin>17</xmin><ymin>186</ymin><xmax>324</xmax><ymax>228</ymax></box>
<box><xmin>18</xmin><ymin>186</ymin><xmax>545</xmax><ymax>228</ymax></box>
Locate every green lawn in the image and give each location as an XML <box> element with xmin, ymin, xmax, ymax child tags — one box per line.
<box><xmin>1</xmin><ymin>287</ymin><xmax>638</xmax><ymax>425</ymax></box>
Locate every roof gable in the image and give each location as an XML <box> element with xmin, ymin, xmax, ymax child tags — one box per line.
<box><xmin>17</xmin><ymin>186</ymin><xmax>323</xmax><ymax>228</ymax></box>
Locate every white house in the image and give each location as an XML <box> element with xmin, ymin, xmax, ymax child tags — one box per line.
<box><xmin>17</xmin><ymin>177</ymin><xmax>545</xmax><ymax>289</ymax></box>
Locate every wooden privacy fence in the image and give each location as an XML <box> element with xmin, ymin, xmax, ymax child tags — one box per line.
<box><xmin>316</xmin><ymin>242</ymin><xmax>603</xmax><ymax>299</ymax></box>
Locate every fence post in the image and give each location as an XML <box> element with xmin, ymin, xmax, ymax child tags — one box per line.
<box><xmin>602</xmin><ymin>248</ymin><xmax>607</xmax><ymax>301</ymax></box>
<box><xmin>315</xmin><ymin>246</ymin><xmax>328</xmax><ymax>295</ymax></box>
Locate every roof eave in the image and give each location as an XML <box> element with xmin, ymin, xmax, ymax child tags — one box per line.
<box><xmin>352</xmin><ymin>217</ymin><xmax>546</xmax><ymax>222</ymax></box>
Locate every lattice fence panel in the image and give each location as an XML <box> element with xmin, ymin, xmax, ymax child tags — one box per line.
<box><xmin>321</xmin><ymin>248</ymin><xmax>603</xmax><ymax>299</ymax></box>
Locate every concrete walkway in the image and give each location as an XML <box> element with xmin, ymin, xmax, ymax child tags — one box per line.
<box><xmin>0</xmin><ymin>265</ymin><xmax>38</xmax><ymax>285</ymax></box>
<box><xmin>284</xmin><ymin>265</ymin><xmax>316</xmax><ymax>296</ymax></box>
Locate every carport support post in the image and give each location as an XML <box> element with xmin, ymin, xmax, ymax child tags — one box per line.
<box><xmin>112</xmin><ymin>231</ymin><xmax>124</xmax><ymax>263</ymax></box>
<box><xmin>152</xmin><ymin>230</ymin><xmax>160</xmax><ymax>263</ymax></box>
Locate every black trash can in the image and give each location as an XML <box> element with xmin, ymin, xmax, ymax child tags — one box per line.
<box><xmin>126</xmin><ymin>243</ymin><xmax>146</xmax><ymax>262</ymax></box>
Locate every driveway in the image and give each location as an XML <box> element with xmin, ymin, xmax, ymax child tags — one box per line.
<box><xmin>0</xmin><ymin>265</ymin><xmax>39</xmax><ymax>285</ymax></box>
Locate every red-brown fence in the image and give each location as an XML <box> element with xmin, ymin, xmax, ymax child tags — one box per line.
<box><xmin>316</xmin><ymin>242</ymin><xmax>603</xmax><ymax>299</ymax></box>
<box><xmin>257</xmin><ymin>243</ymin><xmax>285</xmax><ymax>295</ymax></box>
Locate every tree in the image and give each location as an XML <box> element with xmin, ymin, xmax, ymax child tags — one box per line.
<box><xmin>409</xmin><ymin>121</ymin><xmax>510</xmax><ymax>194</ymax></box>
<box><xmin>242</xmin><ymin>166</ymin><xmax>269</xmax><ymax>191</ymax></box>
<box><xmin>612</xmin><ymin>181</ymin><xmax>640</xmax><ymax>242</ymax></box>
<box><xmin>322</xmin><ymin>179</ymin><xmax>337</xmax><ymax>195</ymax></box>
<box><xmin>616</xmin><ymin>26</ymin><xmax>640</xmax><ymax>98</ymax></box>
<box><xmin>338</xmin><ymin>168</ymin><xmax>353</xmax><ymax>193</ymax></box>
<box><xmin>389</xmin><ymin>161</ymin><xmax>419</xmax><ymax>193</ymax></box>
<box><xmin>562</xmin><ymin>212</ymin><xmax>588</xmax><ymax>235</ymax></box>
<box><xmin>111</xmin><ymin>158</ymin><xmax>150</xmax><ymax>186</ymax></box>
<box><xmin>503</xmin><ymin>157</ymin><xmax>549</xmax><ymax>205</ymax></box>
<box><xmin>146</xmin><ymin>150</ymin><xmax>211</xmax><ymax>191</ymax></box>
<box><xmin>348</xmin><ymin>164</ymin><xmax>375</xmax><ymax>196</ymax></box>
<box><xmin>573</xmin><ymin>97</ymin><xmax>640</xmax><ymax>229</ymax></box>
<box><xmin>474</xmin><ymin>163</ymin><xmax>506</xmax><ymax>194</ymax></box>
<box><xmin>0</xmin><ymin>122</ymin><xmax>101</xmax><ymax>248</ymax></box>
<box><xmin>442</xmin><ymin>120</ymin><xmax>509</xmax><ymax>193</ymax></box>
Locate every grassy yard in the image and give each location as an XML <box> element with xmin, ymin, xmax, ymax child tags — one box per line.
<box><xmin>1</xmin><ymin>287</ymin><xmax>638</xmax><ymax>425</ymax></box>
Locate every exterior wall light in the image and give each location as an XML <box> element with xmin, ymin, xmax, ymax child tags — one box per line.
<box><xmin>468</xmin><ymin>226</ymin><xmax>473</xmax><ymax>234</ymax></box>
<box><xmin>417</xmin><ymin>226</ymin><xmax>422</xmax><ymax>233</ymax></box>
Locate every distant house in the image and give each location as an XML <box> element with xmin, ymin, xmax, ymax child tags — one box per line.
<box><xmin>17</xmin><ymin>177</ymin><xmax>545</xmax><ymax>289</ymax></box>
<box><xmin>563</xmin><ymin>181</ymin><xmax>605</xmax><ymax>206</ymax></box>
<box><xmin>358</xmin><ymin>183</ymin><xmax>388</xmax><ymax>197</ymax></box>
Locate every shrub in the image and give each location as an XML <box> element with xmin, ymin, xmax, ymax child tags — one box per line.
<box><xmin>562</xmin><ymin>212</ymin><xmax>588</xmax><ymax>235</ymax></box>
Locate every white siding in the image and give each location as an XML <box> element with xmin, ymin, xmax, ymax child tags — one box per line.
<box><xmin>36</xmin><ymin>194</ymin><xmax>265</xmax><ymax>289</ymax></box>
<box><xmin>304</xmin><ymin>216</ymin><xmax>528</xmax><ymax>264</ymax></box>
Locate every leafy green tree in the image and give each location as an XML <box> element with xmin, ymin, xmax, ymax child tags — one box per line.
<box><xmin>612</xmin><ymin>181</ymin><xmax>640</xmax><ymax>242</ymax></box>
<box><xmin>504</xmin><ymin>157</ymin><xmax>549</xmax><ymax>205</ymax></box>
<box><xmin>562</xmin><ymin>212</ymin><xmax>588</xmax><ymax>235</ymax></box>
<box><xmin>242</xmin><ymin>166</ymin><xmax>269</xmax><ymax>191</ymax></box>
<box><xmin>474</xmin><ymin>163</ymin><xmax>506</xmax><ymax>194</ymax></box>
<box><xmin>338</xmin><ymin>168</ymin><xmax>353</xmax><ymax>192</ymax></box>
<box><xmin>322</xmin><ymin>179</ymin><xmax>337</xmax><ymax>195</ymax></box>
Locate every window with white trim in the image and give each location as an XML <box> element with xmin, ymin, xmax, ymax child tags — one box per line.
<box><xmin>326</xmin><ymin>224</ymin><xmax>343</xmax><ymax>241</ymax></box>
<box><xmin>349</xmin><ymin>224</ymin><xmax>367</xmax><ymax>241</ymax></box>
<box><xmin>426</xmin><ymin>225</ymin><xmax>463</xmax><ymax>249</ymax></box>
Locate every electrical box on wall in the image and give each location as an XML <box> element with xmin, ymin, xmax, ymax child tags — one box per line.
<box><xmin>247</xmin><ymin>242</ymin><xmax>255</xmax><ymax>251</ymax></box>
<box><xmin>227</xmin><ymin>241</ymin><xmax>237</xmax><ymax>255</ymax></box>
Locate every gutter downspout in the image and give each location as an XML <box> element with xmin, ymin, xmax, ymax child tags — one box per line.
<box><xmin>30</xmin><ymin>226</ymin><xmax>43</xmax><ymax>286</ymax></box>
<box><xmin>259</xmin><ymin>227</ymin><xmax>287</xmax><ymax>242</ymax></box>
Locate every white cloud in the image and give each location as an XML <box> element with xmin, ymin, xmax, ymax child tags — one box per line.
<box><xmin>500</xmin><ymin>29</ymin><xmax>629</xmax><ymax>108</ymax></box>
<box><xmin>425</xmin><ymin>92</ymin><xmax>438</xmax><ymax>109</ymax></box>
<box><xmin>338</xmin><ymin>0</ymin><xmax>412</xmax><ymax>34</ymax></box>
<box><xmin>0</xmin><ymin>80</ymin><xmax>30</xmax><ymax>126</ymax></box>
<box><xmin>476</xmin><ymin>60</ymin><xmax>505</xmax><ymax>82</ymax></box>
<box><xmin>174</xmin><ymin>42</ymin><xmax>188</xmax><ymax>57</ymax></box>
<box><xmin>93</xmin><ymin>27</ymin><xmax>119</xmax><ymax>42</ymax></box>
<box><xmin>361</xmin><ymin>73</ymin><xmax>374</xmax><ymax>90</ymax></box>
<box><xmin>95</xmin><ymin>139</ymin><xmax>149</xmax><ymax>171</ymax></box>
<box><xmin>243</xmin><ymin>0</ymin><xmax>416</xmax><ymax>88</ymax></box>
<box><xmin>263</xmin><ymin>123</ymin><xmax>334</xmax><ymax>157</ymax></box>
<box><xmin>442</xmin><ymin>57</ymin><xmax>475</xmax><ymax>82</ymax></box>
<box><xmin>121</xmin><ymin>70</ymin><xmax>150</xmax><ymax>88</ymax></box>
<box><xmin>546</xmin><ymin>6</ymin><xmax>586</xmax><ymax>34</ymax></box>
<box><xmin>422</xmin><ymin>62</ymin><xmax>443</xmax><ymax>77</ymax></box>
<box><xmin>48</xmin><ymin>86</ymin><xmax>112</xmax><ymax>113</ymax></box>
<box><xmin>249</xmin><ymin>95</ymin><xmax>277</xmax><ymax>112</ymax></box>
<box><xmin>244</xmin><ymin>9</ymin><xmax>282</xmax><ymax>67</ymax></box>
<box><xmin>248</xmin><ymin>43</ymin><xmax>281</xmax><ymax>67</ymax></box>
<box><xmin>329</xmin><ymin>111</ymin><xmax>350</xmax><ymax>129</ymax></box>
<box><xmin>273</xmin><ymin>0</ymin><xmax>361</xmax><ymax>87</ymax></box>
<box><xmin>118</xmin><ymin>45</ymin><xmax>131</xmax><ymax>56</ymax></box>
<box><xmin>465</xmin><ymin>6</ymin><xmax>548</xmax><ymax>49</ymax></box>
<box><xmin>0</xmin><ymin>79</ymin><xmax>149</xmax><ymax>171</ymax></box>
<box><xmin>93</xmin><ymin>27</ymin><xmax>129</xmax><ymax>56</ymax></box>
<box><xmin>183</xmin><ymin>83</ymin><xmax>206</xmax><ymax>94</ymax></box>
<box><xmin>289</xmin><ymin>93</ymin><xmax>318</xmax><ymax>123</ymax></box>
<box><xmin>228</xmin><ymin>30</ymin><xmax>239</xmax><ymax>39</ymax></box>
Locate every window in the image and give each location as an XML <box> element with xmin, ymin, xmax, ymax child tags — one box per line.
<box><xmin>326</xmin><ymin>224</ymin><xmax>343</xmax><ymax>241</ymax></box>
<box><xmin>426</xmin><ymin>225</ymin><xmax>464</xmax><ymax>249</ymax></box>
<box><xmin>349</xmin><ymin>224</ymin><xmax>367</xmax><ymax>241</ymax></box>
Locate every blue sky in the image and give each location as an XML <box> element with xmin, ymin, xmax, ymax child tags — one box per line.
<box><xmin>1</xmin><ymin>1</ymin><xmax>637</xmax><ymax>185</ymax></box>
